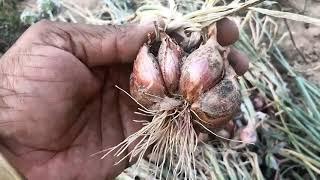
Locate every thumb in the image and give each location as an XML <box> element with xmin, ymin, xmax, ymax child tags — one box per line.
<box><xmin>17</xmin><ymin>20</ymin><xmax>156</xmax><ymax>67</ymax></box>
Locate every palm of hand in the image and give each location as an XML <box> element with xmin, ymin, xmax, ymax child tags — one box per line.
<box><xmin>0</xmin><ymin>22</ymin><xmax>145</xmax><ymax>180</ymax></box>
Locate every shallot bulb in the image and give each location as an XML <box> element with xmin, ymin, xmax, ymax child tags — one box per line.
<box><xmin>130</xmin><ymin>45</ymin><xmax>166</xmax><ymax>107</ymax></box>
<box><xmin>105</xmin><ymin>24</ymin><xmax>243</xmax><ymax>180</ymax></box>
<box><xmin>130</xmin><ymin>28</ymin><xmax>241</xmax><ymax>129</ymax></box>
<box><xmin>179</xmin><ymin>37</ymin><xmax>225</xmax><ymax>102</ymax></box>
<box><xmin>191</xmin><ymin>63</ymin><xmax>241</xmax><ymax>129</ymax></box>
<box><xmin>130</xmin><ymin>26</ymin><xmax>241</xmax><ymax>129</ymax></box>
<box><xmin>158</xmin><ymin>32</ymin><xmax>183</xmax><ymax>94</ymax></box>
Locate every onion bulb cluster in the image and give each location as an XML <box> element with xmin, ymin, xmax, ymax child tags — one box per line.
<box><xmin>104</xmin><ymin>24</ymin><xmax>242</xmax><ymax>179</ymax></box>
<box><xmin>130</xmin><ymin>26</ymin><xmax>241</xmax><ymax>131</ymax></box>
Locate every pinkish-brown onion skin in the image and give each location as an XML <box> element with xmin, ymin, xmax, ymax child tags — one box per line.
<box><xmin>240</xmin><ymin>125</ymin><xmax>257</xmax><ymax>143</ymax></box>
<box><xmin>130</xmin><ymin>45</ymin><xmax>166</xmax><ymax>107</ymax></box>
<box><xmin>179</xmin><ymin>38</ymin><xmax>224</xmax><ymax>102</ymax></box>
<box><xmin>191</xmin><ymin>67</ymin><xmax>241</xmax><ymax>130</ymax></box>
<box><xmin>158</xmin><ymin>33</ymin><xmax>183</xmax><ymax>94</ymax></box>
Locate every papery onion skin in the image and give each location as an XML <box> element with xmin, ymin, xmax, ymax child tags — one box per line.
<box><xmin>240</xmin><ymin>125</ymin><xmax>257</xmax><ymax>143</ymax></box>
<box><xmin>191</xmin><ymin>66</ymin><xmax>241</xmax><ymax>130</ymax></box>
<box><xmin>130</xmin><ymin>45</ymin><xmax>166</xmax><ymax>107</ymax></box>
<box><xmin>179</xmin><ymin>38</ymin><xmax>225</xmax><ymax>102</ymax></box>
<box><xmin>158</xmin><ymin>33</ymin><xmax>183</xmax><ymax>94</ymax></box>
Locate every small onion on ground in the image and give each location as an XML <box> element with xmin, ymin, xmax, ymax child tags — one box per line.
<box><xmin>98</xmin><ymin>22</ymin><xmax>243</xmax><ymax>179</ymax></box>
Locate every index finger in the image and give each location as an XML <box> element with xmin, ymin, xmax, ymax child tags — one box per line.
<box><xmin>16</xmin><ymin>20</ymin><xmax>156</xmax><ymax>67</ymax></box>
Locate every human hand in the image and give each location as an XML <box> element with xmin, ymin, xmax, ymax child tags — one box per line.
<box><xmin>0</xmin><ymin>19</ymin><xmax>248</xmax><ymax>180</ymax></box>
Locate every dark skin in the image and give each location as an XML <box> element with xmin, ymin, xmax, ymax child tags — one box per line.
<box><xmin>0</xmin><ymin>19</ymin><xmax>249</xmax><ymax>180</ymax></box>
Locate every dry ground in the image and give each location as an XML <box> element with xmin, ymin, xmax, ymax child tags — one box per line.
<box><xmin>278</xmin><ymin>0</ymin><xmax>320</xmax><ymax>85</ymax></box>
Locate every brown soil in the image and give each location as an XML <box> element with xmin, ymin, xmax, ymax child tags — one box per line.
<box><xmin>278</xmin><ymin>0</ymin><xmax>320</xmax><ymax>85</ymax></box>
